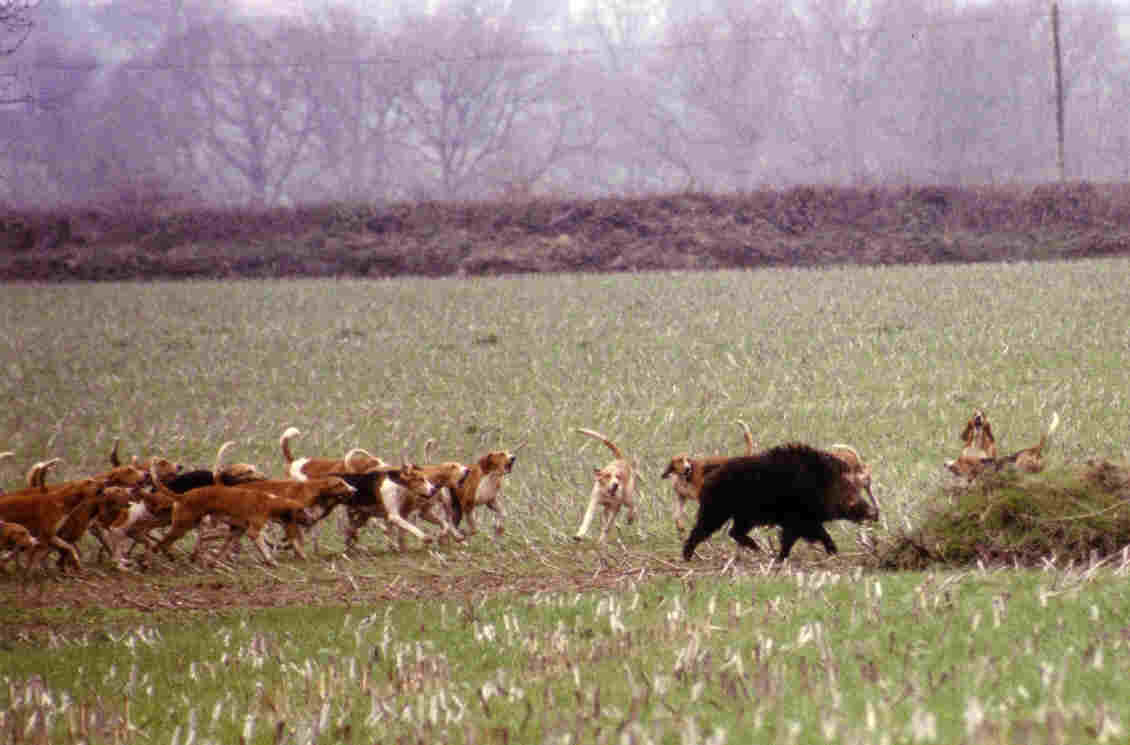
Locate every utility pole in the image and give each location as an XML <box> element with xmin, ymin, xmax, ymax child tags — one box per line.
<box><xmin>1051</xmin><ymin>2</ymin><xmax>1066</xmax><ymax>182</ymax></box>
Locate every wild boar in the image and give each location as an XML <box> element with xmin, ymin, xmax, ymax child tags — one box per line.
<box><xmin>682</xmin><ymin>442</ymin><xmax>879</xmax><ymax>561</ymax></box>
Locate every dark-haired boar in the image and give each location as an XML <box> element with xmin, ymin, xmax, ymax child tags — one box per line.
<box><xmin>682</xmin><ymin>442</ymin><xmax>879</xmax><ymax>562</ymax></box>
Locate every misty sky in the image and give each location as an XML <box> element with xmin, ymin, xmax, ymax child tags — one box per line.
<box><xmin>4</xmin><ymin>0</ymin><xmax>1130</xmax><ymax>206</ymax></box>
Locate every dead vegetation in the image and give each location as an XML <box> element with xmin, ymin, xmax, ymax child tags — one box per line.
<box><xmin>4</xmin><ymin>183</ymin><xmax>1130</xmax><ymax>281</ymax></box>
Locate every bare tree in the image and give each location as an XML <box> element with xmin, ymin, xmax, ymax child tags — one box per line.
<box><xmin>157</xmin><ymin>18</ymin><xmax>323</xmax><ymax>205</ymax></box>
<box><xmin>577</xmin><ymin>0</ymin><xmax>665</xmax><ymax>75</ymax></box>
<box><xmin>887</xmin><ymin>1</ymin><xmax>1052</xmax><ymax>184</ymax></box>
<box><xmin>1</xmin><ymin>0</ymin><xmax>35</xmax><ymax>108</ymax></box>
<box><xmin>795</xmin><ymin>0</ymin><xmax>894</xmax><ymax>184</ymax></box>
<box><xmin>1</xmin><ymin>0</ymin><xmax>36</xmax><ymax>57</ymax></box>
<box><xmin>301</xmin><ymin>5</ymin><xmax>411</xmax><ymax>202</ymax></box>
<box><xmin>89</xmin><ymin>0</ymin><xmax>227</xmax><ymax>56</ymax></box>
<box><xmin>1052</xmin><ymin>0</ymin><xmax>1123</xmax><ymax>181</ymax></box>
<box><xmin>75</xmin><ymin>0</ymin><xmax>231</xmax><ymax>206</ymax></box>
<box><xmin>0</xmin><ymin>1</ymin><xmax>101</xmax><ymax>203</ymax></box>
<box><xmin>644</xmin><ymin>0</ymin><xmax>803</xmax><ymax>190</ymax></box>
<box><xmin>394</xmin><ymin>6</ymin><xmax>595</xmax><ymax>199</ymax></box>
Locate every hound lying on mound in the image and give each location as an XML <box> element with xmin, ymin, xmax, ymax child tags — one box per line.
<box><xmin>945</xmin><ymin>412</ymin><xmax>1060</xmax><ymax>482</ymax></box>
<box><xmin>958</xmin><ymin>409</ymin><xmax>998</xmax><ymax>460</ymax></box>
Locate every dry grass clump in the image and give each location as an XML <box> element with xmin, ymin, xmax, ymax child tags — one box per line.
<box><xmin>879</xmin><ymin>461</ymin><xmax>1130</xmax><ymax>570</ymax></box>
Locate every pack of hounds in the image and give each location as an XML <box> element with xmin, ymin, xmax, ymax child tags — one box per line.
<box><xmin>0</xmin><ymin>409</ymin><xmax>1059</xmax><ymax>573</ymax></box>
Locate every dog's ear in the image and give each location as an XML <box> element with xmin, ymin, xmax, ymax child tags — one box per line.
<box><xmin>960</xmin><ymin>419</ymin><xmax>974</xmax><ymax>443</ymax></box>
<box><xmin>983</xmin><ymin>421</ymin><xmax>994</xmax><ymax>441</ymax></box>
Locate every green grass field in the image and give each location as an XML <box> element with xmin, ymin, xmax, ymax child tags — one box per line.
<box><xmin>2</xmin><ymin>259</ymin><xmax>1130</xmax><ymax>743</ymax></box>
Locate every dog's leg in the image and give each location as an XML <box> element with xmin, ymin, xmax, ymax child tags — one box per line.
<box><xmin>598</xmin><ymin>503</ymin><xmax>620</xmax><ymax>542</ymax></box>
<box><xmin>387</xmin><ymin>512</ymin><xmax>431</xmax><ymax>549</ymax></box>
<box><xmin>211</xmin><ymin>527</ymin><xmax>244</xmax><ymax>565</ymax></box>
<box><xmin>344</xmin><ymin>508</ymin><xmax>371</xmax><ymax>550</ymax></box>
<box><xmin>190</xmin><ymin>524</ymin><xmax>215</xmax><ymax>563</ymax></box>
<box><xmin>437</xmin><ymin>489</ymin><xmax>463</xmax><ymax>538</ymax></box>
<box><xmin>574</xmin><ymin>486</ymin><xmax>603</xmax><ymax>540</ymax></box>
<box><xmin>24</xmin><ymin>542</ymin><xmax>48</xmax><ymax>573</ymax></box>
<box><xmin>485</xmin><ymin>499</ymin><xmax>505</xmax><ymax>536</ymax></box>
<box><xmin>245</xmin><ymin>523</ymin><xmax>278</xmax><ymax>566</ymax></box>
<box><xmin>674</xmin><ymin>493</ymin><xmax>687</xmax><ymax>533</ymax></box>
<box><xmin>47</xmin><ymin>536</ymin><xmax>82</xmax><ymax>572</ymax></box>
<box><xmin>306</xmin><ymin>517</ymin><xmax>323</xmax><ymax>556</ymax></box>
<box><xmin>151</xmin><ymin>519</ymin><xmax>194</xmax><ymax>562</ymax></box>
<box><xmin>380</xmin><ymin>488</ymin><xmax>433</xmax><ymax>549</ymax></box>
<box><xmin>112</xmin><ymin>516</ymin><xmax>161</xmax><ymax>567</ymax></box>
<box><xmin>418</xmin><ymin>502</ymin><xmax>464</xmax><ymax>542</ymax></box>
<box><xmin>90</xmin><ymin>523</ymin><xmax>115</xmax><ymax>563</ymax></box>
<box><xmin>284</xmin><ymin>523</ymin><xmax>308</xmax><ymax>560</ymax></box>
<box><xmin>394</xmin><ymin>522</ymin><xmax>407</xmax><ymax>552</ymax></box>
<box><xmin>463</xmin><ymin>503</ymin><xmax>479</xmax><ymax>536</ymax></box>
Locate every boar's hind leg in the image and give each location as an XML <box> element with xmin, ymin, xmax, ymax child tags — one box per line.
<box><xmin>808</xmin><ymin>524</ymin><xmax>838</xmax><ymax>556</ymax></box>
<box><xmin>779</xmin><ymin>523</ymin><xmax>838</xmax><ymax>561</ymax></box>
<box><xmin>728</xmin><ymin>516</ymin><xmax>761</xmax><ymax>552</ymax></box>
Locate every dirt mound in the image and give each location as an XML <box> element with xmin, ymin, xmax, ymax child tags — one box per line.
<box><xmin>878</xmin><ymin>461</ymin><xmax>1130</xmax><ymax>570</ymax></box>
<box><xmin>4</xmin><ymin>183</ymin><xmax>1130</xmax><ymax>281</ymax></box>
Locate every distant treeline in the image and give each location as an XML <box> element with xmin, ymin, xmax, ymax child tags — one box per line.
<box><xmin>2</xmin><ymin>1</ymin><xmax>1130</xmax><ymax>207</ymax></box>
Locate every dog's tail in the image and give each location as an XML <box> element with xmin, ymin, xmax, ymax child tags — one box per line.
<box><xmin>344</xmin><ymin>448</ymin><xmax>383</xmax><ymax>473</ymax></box>
<box><xmin>736</xmin><ymin>420</ymin><xmax>756</xmax><ymax>456</ymax></box>
<box><xmin>280</xmin><ymin>426</ymin><xmax>301</xmax><ymax>465</ymax></box>
<box><xmin>1001</xmin><ymin>411</ymin><xmax>1060</xmax><ymax>466</ymax></box>
<box><xmin>109</xmin><ymin>438</ymin><xmax>122</xmax><ymax>467</ymax></box>
<box><xmin>576</xmin><ymin>428</ymin><xmax>624</xmax><ymax>460</ymax></box>
<box><xmin>1035</xmin><ymin>411</ymin><xmax>1061</xmax><ymax>456</ymax></box>
<box><xmin>213</xmin><ymin>441</ymin><xmax>238</xmax><ymax>485</ymax></box>
<box><xmin>26</xmin><ymin>458</ymin><xmax>62</xmax><ymax>490</ymax></box>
